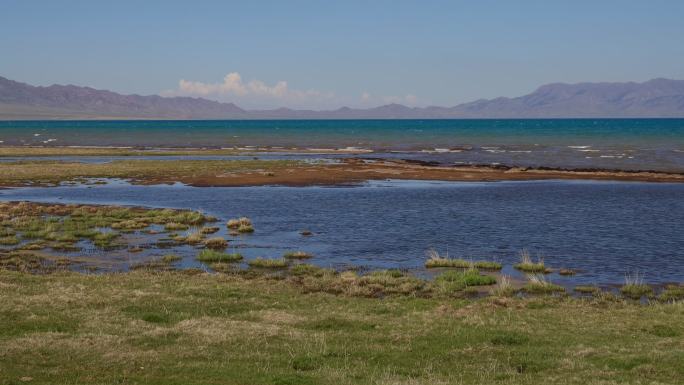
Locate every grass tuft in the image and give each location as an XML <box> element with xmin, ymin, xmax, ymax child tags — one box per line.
<box><xmin>523</xmin><ymin>275</ymin><xmax>564</xmax><ymax>294</ymax></box>
<box><xmin>204</xmin><ymin>237</ymin><xmax>228</xmax><ymax>249</ymax></box>
<box><xmin>164</xmin><ymin>222</ymin><xmax>189</xmax><ymax>231</ymax></box>
<box><xmin>620</xmin><ymin>272</ymin><xmax>653</xmax><ymax>299</ymax></box>
<box><xmin>248</xmin><ymin>257</ymin><xmax>288</xmax><ymax>268</ymax></box>
<box><xmin>514</xmin><ymin>249</ymin><xmax>547</xmax><ymax>273</ymax></box>
<box><xmin>490</xmin><ymin>275</ymin><xmax>515</xmax><ymax>297</ymax></box>
<box><xmin>574</xmin><ymin>285</ymin><xmax>600</xmax><ymax>294</ymax></box>
<box><xmin>196</xmin><ymin>249</ymin><xmax>243</xmax><ymax>263</ymax></box>
<box><xmin>0</xmin><ymin>235</ymin><xmax>20</xmax><ymax>245</ymax></box>
<box><xmin>283</xmin><ymin>251</ymin><xmax>313</xmax><ymax>260</ymax></box>
<box><xmin>658</xmin><ymin>284</ymin><xmax>684</xmax><ymax>302</ymax></box>
<box><xmin>200</xmin><ymin>226</ymin><xmax>220</xmax><ymax>234</ymax></box>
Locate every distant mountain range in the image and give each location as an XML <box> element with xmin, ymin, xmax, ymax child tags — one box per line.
<box><xmin>1</xmin><ymin>76</ymin><xmax>684</xmax><ymax>119</ymax></box>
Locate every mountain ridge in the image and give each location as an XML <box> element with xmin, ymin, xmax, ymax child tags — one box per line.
<box><xmin>1</xmin><ymin>76</ymin><xmax>684</xmax><ymax>119</ymax></box>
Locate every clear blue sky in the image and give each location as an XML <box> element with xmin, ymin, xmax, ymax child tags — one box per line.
<box><xmin>2</xmin><ymin>0</ymin><xmax>683</xmax><ymax>109</ymax></box>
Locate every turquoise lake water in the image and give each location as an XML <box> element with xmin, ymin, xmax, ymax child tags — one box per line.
<box><xmin>1</xmin><ymin>119</ymin><xmax>683</xmax><ymax>171</ymax></box>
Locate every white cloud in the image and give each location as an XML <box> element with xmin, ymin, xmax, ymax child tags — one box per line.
<box><xmin>162</xmin><ymin>72</ymin><xmax>334</xmax><ymax>109</ymax></box>
<box><xmin>162</xmin><ymin>72</ymin><xmax>424</xmax><ymax>109</ymax></box>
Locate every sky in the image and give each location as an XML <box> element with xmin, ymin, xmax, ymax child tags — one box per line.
<box><xmin>2</xmin><ymin>0</ymin><xmax>684</xmax><ymax>109</ymax></box>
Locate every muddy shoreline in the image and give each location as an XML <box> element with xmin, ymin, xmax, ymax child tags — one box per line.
<box><xmin>177</xmin><ymin>159</ymin><xmax>684</xmax><ymax>187</ymax></box>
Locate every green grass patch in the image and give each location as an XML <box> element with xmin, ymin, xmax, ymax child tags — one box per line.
<box><xmin>196</xmin><ymin>249</ymin><xmax>243</xmax><ymax>263</ymax></box>
<box><xmin>434</xmin><ymin>269</ymin><xmax>496</xmax><ymax>293</ymax></box>
<box><xmin>248</xmin><ymin>257</ymin><xmax>288</xmax><ymax>268</ymax></box>
<box><xmin>514</xmin><ymin>249</ymin><xmax>547</xmax><ymax>273</ymax></box>
<box><xmin>620</xmin><ymin>273</ymin><xmax>653</xmax><ymax>299</ymax></box>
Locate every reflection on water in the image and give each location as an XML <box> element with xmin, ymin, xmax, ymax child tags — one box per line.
<box><xmin>2</xmin><ymin>179</ymin><xmax>683</xmax><ymax>285</ymax></box>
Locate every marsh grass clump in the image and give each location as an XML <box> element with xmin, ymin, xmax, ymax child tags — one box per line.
<box><xmin>425</xmin><ymin>257</ymin><xmax>471</xmax><ymax>269</ymax></box>
<box><xmin>283</xmin><ymin>251</ymin><xmax>313</xmax><ymax>260</ymax></box>
<box><xmin>200</xmin><ymin>226</ymin><xmax>220</xmax><ymax>235</ymax></box>
<box><xmin>0</xmin><ymin>227</ymin><xmax>16</xmax><ymax>237</ymax></box>
<box><xmin>196</xmin><ymin>249</ymin><xmax>243</xmax><ymax>263</ymax></box>
<box><xmin>574</xmin><ymin>285</ymin><xmax>600</xmax><ymax>294</ymax></box>
<box><xmin>93</xmin><ymin>231</ymin><xmax>119</xmax><ymax>248</ymax></box>
<box><xmin>523</xmin><ymin>275</ymin><xmax>564</xmax><ymax>294</ymax></box>
<box><xmin>620</xmin><ymin>272</ymin><xmax>653</xmax><ymax>299</ymax></box>
<box><xmin>658</xmin><ymin>284</ymin><xmax>684</xmax><ymax>302</ymax></box>
<box><xmin>358</xmin><ymin>270</ymin><xmax>426</xmax><ymax>296</ymax></box>
<box><xmin>424</xmin><ymin>249</ymin><xmax>501</xmax><ymax>270</ymax></box>
<box><xmin>0</xmin><ymin>235</ymin><xmax>20</xmax><ymax>245</ymax></box>
<box><xmin>227</xmin><ymin>217</ymin><xmax>253</xmax><ymax>231</ymax></box>
<box><xmin>424</xmin><ymin>249</ymin><xmax>471</xmax><ymax>268</ymax></box>
<box><xmin>184</xmin><ymin>232</ymin><xmax>204</xmax><ymax>245</ymax></box>
<box><xmin>21</xmin><ymin>230</ymin><xmax>47</xmax><ymax>239</ymax></box>
<box><xmin>490</xmin><ymin>275</ymin><xmax>515</xmax><ymax>297</ymax></box>
<box><xmin>111</xmin><ymin>220</ymin><xmax>149</xmax><ymax>230</ymax></box>
<box><xmin>248</xmin><ymin>257</ymin><xmax>288</xmax><ymax>268</ymax></box>
<box><xmin>204</xmin><ymin>237</ymin><xmax>228</xmax><ymax>249</ymax></box>
<box><xmin>473</xmin><ymin>261</ymin><xmax>503</xmax><ymax>271</ymax></box>
<box><xmin>20</xmin><ymin>241</ymin><xmax>46</xmax><ymax>250</ymax></box>
<box><xmin>0</xmin><ymin>252</ymin><xmax>59</xmax><ymax>273</ymax></box>
<box><xmin>164</xmin><ymin>222</ymin><xmax>189</xmax><ymax>231</ymax></box>
<box><xmin>514</xmin><ymin>249</ymin><xmax>547</xmax><ymax>273</ymax></box>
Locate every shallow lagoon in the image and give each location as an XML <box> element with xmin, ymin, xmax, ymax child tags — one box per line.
<box><xmin>2</xmin><ymin>179</ymin><xmax>683</xmax><ymax>286</ymax></box>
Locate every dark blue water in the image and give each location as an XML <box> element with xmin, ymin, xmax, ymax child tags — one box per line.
<box><xmin>2</xmin><ymin>179</ymin><xmax>683</xmax><ymax>286</ymax></box>
<box><xmin>2</xmin><ymin>119</ymin><xmax>684</xmax><ymax>171</ymax></box>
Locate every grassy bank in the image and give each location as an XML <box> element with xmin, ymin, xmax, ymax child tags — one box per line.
<box><xmin>0</xmin><ymin>159</ymin><xmax>302</xmax><ymax>187</ymax></box>
<box><xmin>2</xmin><ymin>148</ymin><xmax>684</xmax><ymax>187</ymax></box>
<box><xmin>1</xmin><ymin>270</ymin><xmax>683</xmax><ymax>385</ymax></box>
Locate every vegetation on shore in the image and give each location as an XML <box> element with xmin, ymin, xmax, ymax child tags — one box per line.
<box><xmin>0</xmin><ymin>159</ymin><xmax>303</xmax><ymax>187</ymax></box>
<box><xmin>196</xmin><ymin>249</ymin><xmax>243</xmax><ymax>263</ymax></box>
<box><xmin>2</xmin><ymin>147</ymin><xmax>684</xmax><ymax>188</ymax></box>
<box><xmin>425</xmin><ymin>249</ymin><xmax>502</xmax><ymax>270</ymax></box>
<box><xmin>514</xmin><ymin>249</ymin><xmax>548</xmax><ymax>273</ymax></box>
<box><xmin>1</xmin><ymin>269</ymin><xmax>683</xmax><ymax>385</ymax></box>
<box><xmin>0</xmin><ymin>201</ymin><xmax>216</xmax><ymax>261</ymax></box>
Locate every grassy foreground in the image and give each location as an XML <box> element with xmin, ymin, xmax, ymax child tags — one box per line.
<box><xmin>1</xmin><ymin>270</ymin><xmax>683</xmax><ymax>385</ymax></box>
